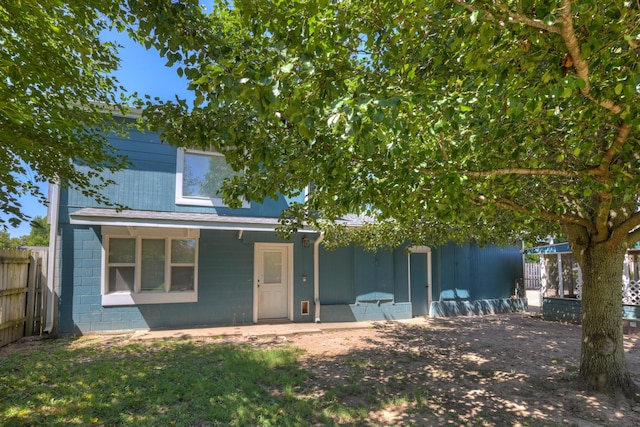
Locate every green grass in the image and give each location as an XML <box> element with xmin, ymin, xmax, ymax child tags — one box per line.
<box><xmin>0</xmin><ymin>337</ymin><xmax>348</xmax><ymax>426</ymax></box>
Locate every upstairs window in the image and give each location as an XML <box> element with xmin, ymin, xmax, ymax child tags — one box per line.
<box><xmin>176</xmin><ymin>147</ymin><xmax>249</xmax><ymax>207</ymax></box>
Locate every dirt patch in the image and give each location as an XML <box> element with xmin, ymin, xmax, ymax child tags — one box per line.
<box><xmin>237</xmin><ymin>313</ymin><xmax>640</xmax><ymax>426</ymax></box>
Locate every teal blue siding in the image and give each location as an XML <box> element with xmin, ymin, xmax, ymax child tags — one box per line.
<box><xmin>58</xmin><ymin>223</ymin><xmax>524</xmax><ymax>331</ymax></box>
<box><xmin>317</xmin><ymin>245</ymin><xmax>413</xmax><ymax>322</ymax></box>
<box><xmin>394</xmin><ymin>248</ymin><xmax>409</xmax><ymax>302</ymax></box>
<box><xmin>58</xmin><ymin>225</ymin><xmax>318</xmax><ymax>333</ymax></box>
<box><xmin>354</xmin><ymin>250</ymin><xmax>376</xmax><ymax>297</ymax></box>
<box><xmin>373</xmin><ymin>251</ymin><xmax>394</xmax><ymax>295</ymax></box>
<box><xmin>319</xmin><ymin>245</ymin><xmax>410</xmax><ymax>306</ymax></box>
<box><xmin>60</xmin><ymin>122</ymin><xmax>304</xmax><ymax>221</ymax></box>
<box><xmin>319</xmin><ymin>245</ymin><xmax>355</xmax><ymax>304</ymax></box>
<box><xmin>57</xmin><ymin>125</ymin><xmax>525</xmax><ymax>330</ymax></box>
<box><xmin>432</xmin><ymin>242</ymin><xmax>522</xmax><ymax>300</ymax></box>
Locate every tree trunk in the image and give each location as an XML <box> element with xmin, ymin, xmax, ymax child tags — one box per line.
<box><xmin>578</xmin><ymin>242</ymin><xmax>638</xmax><ymax>397</ymax></box>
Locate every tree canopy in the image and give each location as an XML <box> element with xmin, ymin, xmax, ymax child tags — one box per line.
<box><xmin>135</xmin><ymin>0</ymin><xmax>639</xmax><ymax>250</ymax></box>
<box><xmin>0</xmin><ymin>216</ymin><xmax>49</xmax><ymax>248</ymax></box>
<box><xmin>0</xmin><ymin>0</ymin><xmax>137</xmax><ymax>229</ymax></box>
<box><xmin>133</xmin><ymin>0</ymin><xmax>640</xmax><ymax>396</ymax></box>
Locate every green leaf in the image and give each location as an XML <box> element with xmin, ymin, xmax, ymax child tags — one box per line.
<box><xmin>470</xmin><ymin>10</ymin><xmax>480</xmax><ymax>25</ymax></box>
<box><xmin>280</xmin><ymin>62</ymin><xmax>295</xmax><ymax>74</ymax></box>
<box><xmin>542</xmin><ymin>13</ymin><xmax>556</xmax><ymax>25</ymax></box>
<box><xmin>614</xmin><ymin>83</ymin><xmax>623</xmax><ymax>95</ymax></box>
<box><xmin>194</xmin><ymin>93</ymin><xmax>204</xmax><ymax>107</ymax></box>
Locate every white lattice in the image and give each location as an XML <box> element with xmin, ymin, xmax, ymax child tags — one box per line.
<box><xmin>623</xmin><ymin>280</ymin><xmax>640</xmax><ymax>306</ymax></box>
<box><xmin>539</xmin><ymin>258</ymin><xmax>547</xmax><ymax>298</ymax></box>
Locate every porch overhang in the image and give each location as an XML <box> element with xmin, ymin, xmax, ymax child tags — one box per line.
<box><xmin>524</xmin><ymin>241</ymin><xmax>640</xmax><ymax>254</ymax></box>
<box><xmin>69</xmin><ymin>207</ymin><xmax>317</xmax><ymax>233</ymax></box>
<box><xmin>522</xmin><ymin>242</ymin><xmax>571</xmax><ymax>255</ymax></box>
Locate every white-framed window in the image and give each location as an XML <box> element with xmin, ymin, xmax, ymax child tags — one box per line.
<box><xmin>101</xmin><ymin>226</ymin><xmax>199</xmax><ymax>306</ymax></box>
<box><xmin>304</xmin><ymin>182</ymin><xmax>316</xmax><ymax>203</ymax></box>
<box><xmin>175</xmin><ymin>147</ymin><xmax>249</xmax><ymax>208</ymax></box>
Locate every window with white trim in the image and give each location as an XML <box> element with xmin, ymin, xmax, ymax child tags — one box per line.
<box><xmin>102</xmin><ymin>226</ymin><xmax>199</xmax><ymax>306</ymax></box>
<box><xmin>176</xmin><ymin>147</ymin><xmax>249</xmax><ymax>207</ymax></box>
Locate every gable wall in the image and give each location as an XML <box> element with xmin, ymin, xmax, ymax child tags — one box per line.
<box><xmin>60</xmin><ymin>123</ymin><xmax>303</xmax><ymax>221</ymax></box>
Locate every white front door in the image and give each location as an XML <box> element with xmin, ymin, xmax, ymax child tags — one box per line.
<box><xmin>254</xmin><ymin>243</ymin><xmax>292</xmax><ymax>322</ymax></box>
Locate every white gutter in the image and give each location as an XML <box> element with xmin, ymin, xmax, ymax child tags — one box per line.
<box><xmin>313</xmin><ymin>232</ymin><xmax>324</xmax><ymax>323</ymax></box>
<box><xmin>45</xmin><ymin>183</ymin><xmax>60</xmax><ymax>334</ymax></box>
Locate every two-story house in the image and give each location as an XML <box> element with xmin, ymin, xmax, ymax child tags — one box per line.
<box><xmin>46</xmin><ymin>113</ymin><xmax>525</xmax><ymax>334</ymax></box>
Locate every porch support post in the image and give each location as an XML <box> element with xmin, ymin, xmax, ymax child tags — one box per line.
<box><xmin>540</xmin><ymin>256</ymin><xmax>547</xmax><ymax>299</ymax></box>
<box><xmin>427</xmin><ymin>250</ymin><xmax>432</xmax><ymax>314</ymax></box>
<box><xmin>558</xmin><ymin>253</ymin><xmax>564</xmax><ymax>297</ymax></box>
<box><xmin>623</xmin><ymin>254</ymin><xmax>630</xmax><ymax>304</ymax></box>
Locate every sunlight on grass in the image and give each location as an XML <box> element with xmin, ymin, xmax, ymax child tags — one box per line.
<box><xmin>0</xmin><ymin>337</ymin><xmax>337</xmax><ymax>426</ymax></box>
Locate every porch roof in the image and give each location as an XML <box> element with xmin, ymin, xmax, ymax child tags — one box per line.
<box><xmin>523</xmin><ymin>240</ymin><xmax>640</xmax><ymax>255</ymax></box>
<box><xmin>69</xmin><ymin>207</ymin><xmax>319</xmax><ymax>233</ymax></box>
<box><xmin>522</xmin><ymin>242</ymin><xmax>571</xmax><ymax>255</ymax></box>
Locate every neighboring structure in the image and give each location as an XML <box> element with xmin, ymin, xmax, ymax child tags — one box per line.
<box><xmin>48</xmin><ymin>115</ymin><xmax>525</xmax><ymax>334</ymax></box>
<box><xmin>523</xmin><ymin>242</ymin><xmax>640</xmax><ymax>323</ymax></box>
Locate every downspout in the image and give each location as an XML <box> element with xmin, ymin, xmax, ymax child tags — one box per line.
<box><xmin>427</xmin><ymin>249</ymin><xmax>433</xmax><ymax>316</ymax></box>
<box><xmin>45</xmin><ymin>182</ymin><xmax>60</xmax><ymax>334</ymax></box>
<box><xmin>407</xmin><ymin>252</ymin><xmax>412</xmax><ymax>305</ymax></box>
<box><xmin>313</xmin><ymin>232</ymin><xmax>324</xmax><ymax>323</ymax></box>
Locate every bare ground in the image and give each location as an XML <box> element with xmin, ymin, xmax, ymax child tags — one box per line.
<box><xmin>246</xmin><ymin>313</ymin><xmax>640</xmax><ymax>426</ymax></box>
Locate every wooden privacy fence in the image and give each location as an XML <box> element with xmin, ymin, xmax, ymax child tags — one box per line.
<box><xmin>0</xmin><ymin>249</ymin><xmax>48</xmax><ymax>347</ymax></box>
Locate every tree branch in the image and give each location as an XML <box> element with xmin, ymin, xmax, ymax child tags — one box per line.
<box><xmin>611</xmin><ymin>212</ymin><xmax>640</xmax><ymax>247</ymax></box>
<box><xmin>597</xmin><ymin>123</ymin><xmax>632</xmax><ymax>174</ymax></box>
<box><xmin>594</xmin><ymin>192</ymin><xmax>612</xmax><ymax>243</ymax></box>
<box><xmin>450</xmin><ymin>0</ymin><xmax>561</xmax><ymax>34</ymax></box>
<box><xmin>626</xmin><ymin>226</ymin><xmax>640</xmax><ymax>248</ymax></box>
<box><xmin>556</xmin><ymin>0</ymin><xmax>626</xmax><ymax>118</ymax></box>
<box><xmin>556</xmin><ymin>0</ymin><xmax>590</xmax><ymax>93</ymax></box>
<box><xmin>454</xmin><ymin>0</ymin><xmax>625</xmax><ymax>117</ymax></box>
<box><xmin>463</xmin><ymin>167</ymin><xmax>596</xmax><ymax>179</ymax></box>
<box><xmin>476</xmin><ymin>196</ymin><xmax>595</xmax><ymax>231</ymax></box>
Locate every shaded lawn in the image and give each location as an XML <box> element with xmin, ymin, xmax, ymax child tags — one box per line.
<box><xmin>0</xmin><ymin>336</ymin><xmax>330</xmax><ymax>427</ymax></box>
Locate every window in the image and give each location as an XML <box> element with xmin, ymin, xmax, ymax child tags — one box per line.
<box><xmin>176</xmin><ymin>147</ymin><xmax>249</xmax><ymax>207</ymax></box>
<box><xmin>102</xmin><ymin>227</ymin><xmax>199</xmax><ymax>306</ymax></box>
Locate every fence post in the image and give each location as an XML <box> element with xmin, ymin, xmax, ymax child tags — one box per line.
<box><xmin>25</xmin><ymin>252</ymin><xmax>40</xmax><ymax>336</ymax></box>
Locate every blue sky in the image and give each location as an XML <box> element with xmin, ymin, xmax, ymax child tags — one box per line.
<box><xmin>4</xmin><ymin>14</ymin><xmax>207</xmax><ymax>237</ymax></box>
